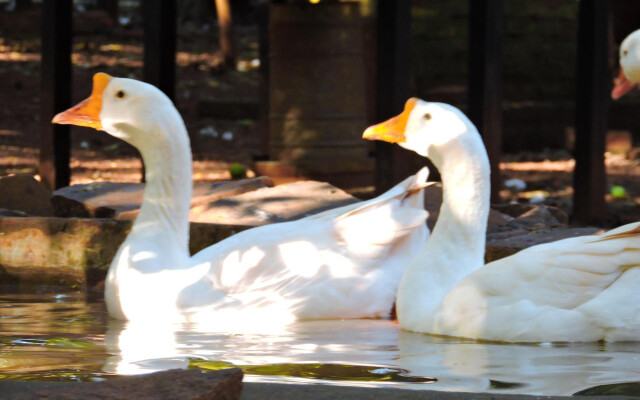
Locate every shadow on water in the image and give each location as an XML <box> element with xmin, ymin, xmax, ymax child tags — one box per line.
<box><xmin>189</xmin><ymin>359</ymin><xmax>436</xmax><ymax>384</ymax></box>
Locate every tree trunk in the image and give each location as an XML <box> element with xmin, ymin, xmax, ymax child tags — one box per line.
<box><xmin>214</xmin><ymin>0</ymin><xmax>236</xmax><ymax>68</ymax></box>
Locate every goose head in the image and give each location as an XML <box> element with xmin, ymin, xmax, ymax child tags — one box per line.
<box><xmin>52</xmin><ymin>73</ymin><xmax>180</xmax><ymax>150</ymax></box>
<box><xmin>363</xmin><ymin>98</ymin><xmax>479</xmax><ymax>167</ymax></box>
<box><xmin>613</xmin><ymin>29</ymin><xmax>640</xmax><ymax>100</ymax></box>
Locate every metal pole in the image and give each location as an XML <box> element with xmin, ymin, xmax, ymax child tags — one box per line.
<box><xmin>374</xmin><ymin>0</ymin><xmax>411</xmax><ymax>194</ymax></box>
<box><xmin>468</xmin><ymin>0</ymin><xmax>503</xmax><ymax>204</ymax></box>
<box><xmin>40</xmin><ymin>0</ymin><xmax>72</xmax><ymax>190</ymax></box>
<box><xmin>573</xmin><ymin>0</ymin><xmax>609</xmax><ymax>225</ymax></box>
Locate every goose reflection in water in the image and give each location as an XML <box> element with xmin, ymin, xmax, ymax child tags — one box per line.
<box><xmin>101</xmin><ymin>319</ymin><xmax>640</xmax><ymax>395</ymax></box>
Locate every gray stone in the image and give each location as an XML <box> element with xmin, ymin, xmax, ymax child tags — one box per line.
<box><xmin>240</xmin><ymin>382</ymin><xmax>626</xmax><ymax>400</ymax></box>
<box><xmin>52</xmin><ymin>177</ymin><xmax>274</xmax><ymax>219</ymax></box>
<box><xmin>425</xmin><ymin>185</ymin><xmax>512</xmax><ymax>230</ymax></box>
<box><xmin>194</xmin><ymin>180</ymin><xmax>360</xmax><ymax>226</ymax></box>
<box><xmin>0</xmin><ymin>208</ymin><xmax>29</xmax><ymax>217</ymax></box>
<box><xmin>1</xmin><ymin>368</ymin><xmax>243</xmax><ymax>400</ymax></box>
<box><xmin>0</xmin><ymin>174</ymin><xmax>53</xmax><ymax>217</ymax></box>
<box><xmin>486</xmin><ymin>227</ymin><xmax>602</xmax><ymax>263</ymax></box>
<box><xmin>492</xmin><ymin>203</ymin><xmax>569</xmax><ymax>226</ymax></box>
<box><xmin>0</xmin><ymin>217</ymin><xmax>251</xmax><ymax>288</ymax></box>
<box><xmin>0</xmin><ymin>381</ymin><xmax>630</xmax><ymax>400</ymax></box>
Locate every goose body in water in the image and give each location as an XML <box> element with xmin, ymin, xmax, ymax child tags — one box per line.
<box><xmin>364</xmin><ymin>98</ymin><xmax>640</xmax><ymax>342</ymax></box>
<box><xmin>53</xmin><ymin>73</ymin><xmax>430</xmax><ymax>326</ymax></box>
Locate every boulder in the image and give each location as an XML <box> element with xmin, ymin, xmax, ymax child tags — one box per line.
<box><xmin>486</xmin><ymin>227</ymin><xmax>602</xmax><ymax>263</ymax></box>
<box><xmin>0</xmin><ymin>174</ymin><xmax>53</xmax><ymax>216</ymax></box>
<box><xmin>0</xmin><ymin>217</ymin><xmax>251</xmax><ymax>288</ymax></box>
<box><xmin>52</xmin><ymin>177</ymin><xmax>274</xmax><ymax>219</ymax></box>
<box><xmin>193</xmin><ymin>180</ymin><xmax>360</xmax><ymax>225</ymax></box>
<box><xmin>4</xmin><ymin>368</ymin><xmax>243</xmax><ymax>400</ymax></box>
<box><xmin>492</xmin><ymin>203</ymin><xmax>569</xmax><ymax>226</ymax></box>
<box><xmin>484</xmin><ymin>202</ymin><xmax>598</xmax><ymax>262</ymax></box>
<box><xmin>424</xmin><ymin>185</ymin><xmax>512</xmax><ymax>230</ymax></box>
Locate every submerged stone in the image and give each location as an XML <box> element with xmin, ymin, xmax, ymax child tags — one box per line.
<box><xmin>52</xmin><ymin>177</ymin><xmax>274</xmax><ymax>219</ymax></box>
<box><xmin>2</xmin><ymin>368</ymin><xmax>243</xmax><ymax>400</ymax></box>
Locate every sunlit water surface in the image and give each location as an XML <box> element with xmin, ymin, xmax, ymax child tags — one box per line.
<box><xmin>1</xmin><ymin>291</ymin><xmax>640</xmax><ymax>396</ymax></box>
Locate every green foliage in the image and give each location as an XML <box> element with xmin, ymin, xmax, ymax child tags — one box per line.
<box><xmin>229</xmin><ymin>163</ymin><xmax>247</xmax><ymax>180</ymax></box>
<box><xmin>44</xmin><ymin>337</ymin><xmax>98</xmax><ymax>349</ymax></box>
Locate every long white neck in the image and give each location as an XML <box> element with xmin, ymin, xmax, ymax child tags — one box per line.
<box><xmin>397</xmin><ymin>125</ymin><xmax>490</xmax><ymax>330</ymax></box>
<box><xmin>128</xmin><ymin>111</ymin><xmax>193</xmax><ymax>254</ymax></box>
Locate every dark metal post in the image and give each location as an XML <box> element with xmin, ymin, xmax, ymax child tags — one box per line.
<box><xmin>468</xmin><ymin>0</ymin><xmax>503</xmax><ymax>204</ymax></box>
<box><xmin>374</xmin><ymin>0</ymin><xmax>411</xmax><ymax>194</ymax></box>
<box><xmin>143</xmin><ymin>0</ymin><xmax>177</xmax><ymax>100</ymax></box>
<box><xmin>40</xmin><ymin>0</ymin><xmax>72</xmax><ymax>190</ymax></box>
<box><xmin>97</xmin><ymin>0</ymin><xmax>119</xmax><ymax>24</ymax></box>
<box><xmin>573</xmin><ymin>0</ymin><xmax>609</xmax><ymax>225</ymax></box>
<box><xmin>257</xmin><ymin>0</ymin><xmax>270</xmax><ymax>159</ymax></box>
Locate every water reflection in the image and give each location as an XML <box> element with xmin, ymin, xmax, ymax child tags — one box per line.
<box><xmin>397</xmin><ymin>331</ymin><xmax>640</xmax><ymax>395</ymax></box>
<box><xmin>2</xmin><ymin>292</ymin><xmax>640</xmax><ymax>395</ymax></box>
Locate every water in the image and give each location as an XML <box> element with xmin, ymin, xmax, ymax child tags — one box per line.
<box><xmin>1</xmin><ymin>291</ymin><xmax>640</xmax><ymax>396</ymax></box>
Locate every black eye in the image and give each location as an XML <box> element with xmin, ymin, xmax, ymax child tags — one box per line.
<box><xmin>424</xmin><ymin>113</ymin><xmax>432</xmax><ymax>120</ymax></box>
<box><xmin>624</xmin><ymin>50</ymin><xmax>629</xmax><ymax>57</ymax></box>
<box><xmin>116</xmin><ymin>90</ymin><xmax>125</xmax><ymax>99</ymax></box>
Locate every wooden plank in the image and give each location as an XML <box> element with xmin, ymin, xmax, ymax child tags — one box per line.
<box><xmin>468</xmin><ymin>0</ymin><xmax>503</xmax><ymax>204</ymax></box>
<box><xmin>373</xmin><ymin>0</ymin><xmax>411</xmax><ymax>194</ymax></box>
<box><xmin>39</xmin><ymin>0</ymin><xmax>72</xmax><ymax>190</ymax></box>
<box><xmin>143</xmin><ymin>0</ymin><xmax>177</xmax><ymax>100</ymax></box>
<box><xmin>573</xmin><ymin>0</ymin><xmax>609</xmax><ymax>225</ymax></box>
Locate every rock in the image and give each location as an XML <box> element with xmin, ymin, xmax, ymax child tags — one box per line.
<box><xmin>424</xmin><ymin>185</ymin><xmax>511</xmax><ymax>230</ymax></box>
<box><xmin>492</xmin><ymin>203</ymin><xmax>569</xmax><ymax>225</ymax></box>
<box><xmin>484</xmin><ymin>203</ymin><xmax>594</xmax><ymax>262</ymax></box>
<box><xmin>0</xmin><ymin>208</ymin><xmax>29</xmax><ymax>217</ymax></box>
<box><xmin>193</xmin><ymin>180</ymin><xmax>360</xmax><ymax>225</ymax></box>
<box><xmin>52</xmin><ymin>177</ymin><xmax>274</xmax><ymax>219</ymax></box>
<box><xmin>0</xmin><ymin>174</ymin><xmax>53</xmax><ymax>217</ymax></box>
<box><xmin>485</xmin><ymin>227</ymin><xmax>602</xmax><ymax>263</ymax></box>
<box><xmin>4</xmin><ymin>368</ymin><xmax>243</xmax><ymax>400</ymax></box>
<box><xmin>0</xmin><ymin>217</ymin><xmax>251</xmax><ymax>288</ymax></box>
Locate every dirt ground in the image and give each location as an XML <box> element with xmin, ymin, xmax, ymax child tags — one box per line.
<box><xmin>2</xmin><ymin>7</ymin><xmax>640</xmax><ymax>228</ymax></box>
<box><xmin>0</xmin><ymin>7</ymin><xmax>262</xmax><ymax>182</ymax></box>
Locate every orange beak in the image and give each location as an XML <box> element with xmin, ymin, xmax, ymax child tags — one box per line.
<box><xmin>52</xmin><ymin>72</ymin><xmax>112</xmax><ymax>130</ymax></box>
<box><xmin>612</xmin><ymin>68</ymin><xmax>637</xmax><ymax>100</ymax></box>
<box><xmin>363</xmin><ymin>98</ymin><xmax>418</xmax><ymax>143</ymax></box>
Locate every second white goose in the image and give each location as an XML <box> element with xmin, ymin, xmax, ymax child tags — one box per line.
<box><xmin>364</xmin><ymin>98</ymin><xmax>640</xmax><ymax>342</ymax></box>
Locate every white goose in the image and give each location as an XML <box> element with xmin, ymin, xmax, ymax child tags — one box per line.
<box><xmin>613</xmin><ymin>28</ymin><xmax>640</xmax><ymax>99</ymax></box>
<box><xmin>53</xmin><ymin>73</ymin><xmax>430</xmax><ymax>326</ymax></box>
<box><xmin>364</xmin><ymin>98</ymin><xmax>640</xmax><ymax>342</ymax></box>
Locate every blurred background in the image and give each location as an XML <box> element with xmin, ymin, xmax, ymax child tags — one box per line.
<box><xmin>1</xmin><ymin>0</ymin><xmax>640</xmax><ymax>226</ymax></box>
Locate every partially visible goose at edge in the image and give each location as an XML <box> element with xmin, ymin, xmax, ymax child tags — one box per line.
<box><xmin>613</xmin><ymin>28</ymin><xmax>640</xmax><ymax>99</ymax></box>
<box><xmin>364</xmin><ymin>98</ymin><xmax>640</xmax><ymax>342</ymax></box>
<box><xmin>52</xmin><ymin>73</ymin><xmax>430</xmax><ymax>327</ymax></box>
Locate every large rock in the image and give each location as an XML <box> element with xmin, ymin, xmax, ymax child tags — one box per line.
<box><xmin>0</xmin><ymin>181</ymin><xmax>359</xmax><ymax>288</ymax></box>
<box><xmin>484</xmin><ymin>202</ymin><xmax>601</xmax><ymax>262</ymax></box>
<box><xmin>424</xmin><ymin>185</ymin><xmax>513</xmax><ymax>230</ymax></box>
<box><xmin>0</xmin><ymin>174</ymin><xmax>53</xmax><ymax>216</ymax></box>
<box><xmin>3</xmin><ymin>368</ymin><xmax>243</xmax><ymax>400</ymax></box>
<box><xmin>424</xmin><ymin>187</ymin><xmax>601</xmax><ymax>263</ymax></box>
<box><xmin>193</xmin><ymin>180</ymin><xmax>360</xmax><ymax>225</ymax></box>
<box><xmin>52</xmin><ymin>177</ymin><xmax>274</xmax><ymax>219</ymax></box>
<box><xmin>0</xmin><ymin>217</ymin><xmax>251</xmax><ymax>288</ymax></box>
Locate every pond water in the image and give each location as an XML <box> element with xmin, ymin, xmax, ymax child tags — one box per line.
<box><xmin>1</xmin><ymin>290</ymin><xmax>640</xmax><ymax>396</ymax></box>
